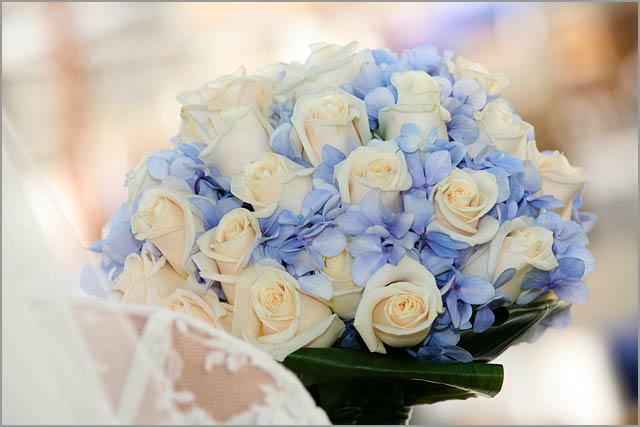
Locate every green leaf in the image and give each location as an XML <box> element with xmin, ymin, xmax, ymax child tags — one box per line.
<box><xmin>283</xmin><ymin>300</ymin><xmax>570</xmax><ymax>423</ymax></box>
<box><xmin>459</xmin><ymin>298</ymin><xmax>570</xmax><ymax>362</ymax></box>
<box><xmin>284</xmin><ymin>348</ymin><xmax>503</xmax><ymax>424</ymax></box>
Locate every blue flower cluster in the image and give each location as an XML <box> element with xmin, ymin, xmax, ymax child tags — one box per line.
<box><xmin>87</xmin><ymin>42</ymin><xmax>596</xmax><ymax>363</ymax></box>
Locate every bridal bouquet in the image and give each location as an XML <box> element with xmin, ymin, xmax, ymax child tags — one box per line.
<box><xmin>86</xmin><ymin>41</ymin><xmax>595</xmax><ymax>422</ymax></box>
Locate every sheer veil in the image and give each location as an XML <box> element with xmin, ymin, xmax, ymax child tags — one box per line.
<box><xmin>2</xmin><ymin>115</ymin><xmax>330</xmax><ymax>425</ymax></box>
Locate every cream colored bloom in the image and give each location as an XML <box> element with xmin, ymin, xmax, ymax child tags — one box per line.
<box><xmin>528</xmin><ymin>144</ymin><xmax>592</xmax><ymax>219</ymax></box>
<box><xmin>160</xmin><ymin>285</ymin><xmax>233</xmax><ymax>332</ymax></box>
<box><xmin>334</xmin><ymin>140</ymin><xmax>412</xmax><ymax>211</ymax></box>
<box><xmin>274</xmin><ymin>42</ymin><xmax>362</xmax><ymax>99</ymax></box>
<box><xmin>177</xmin><ymin>66</ymin><xmax>272</xmax><ymax>116</ymax></box>
<box><xmin>231</xmin><ymin>153</ymin><xmax>314</xmax><ymax>218</ymax></box>
<box><xmin>112</xmin><ymin>250</ymin><xmax>184</xmax><ymax>305</ymax></box>
<box><xmin>447</xmin><ymin>55</ymin><xmax>510</xmax><ymax>96</ymax></box>
<box><xmin>124</xmin><ymin>156</ymin><xmax>160</xmax><ymax>202</ymax></box>
<box><xmin>354</xmin><ymin>256</ymin><xmax>443</xmax><ymax>354</ymax></box>
<box><xmin>177</xmin><ymin>105</ymin><xmax>273</xmax><ymax>177</ymax></box>
<box><xmin>428</xmin><ymin>168</ymin><xmax>500</xmax><ymax>246</ymax></box>
<box><xmin>474</xmin><ymin>99</ymin><xmax>534</xmax><ymax>159</ymax></box>
<box><xmin>291</xmin><ymin>87</ymin><xmax>371</xmax><ymax>166</ymax></box>
<box><xmin>131</xmin><ymin>187</ymin><xmax>205</xmax><ymax>276</ymax></box>
<box><xmin>462</xmin><ymin>217</ymin><xmax>558</xmax><ymax>303</ymax></box>
<box><xmin>232</xmin><ymin>264</ymin><xmax>345</xmax><ymax>361</ymax></box>
<box><xmin>378</xmin><ymin>71</ymin><xmax>450</xmax><ymax>141</ymax></box>
<box><xmin>195</xmin><ymin>208</ymin><xmax>262</xmax><ymax>304</ymax></box>
<box><xmin>321</xmin><ymin>250</ymin><xmax>362</xmax><ymax>319</ymax></box>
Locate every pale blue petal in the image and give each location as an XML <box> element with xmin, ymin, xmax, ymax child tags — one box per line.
<box><xmin>335</xmin><ymin>211</ymin><xmax>370</xmax><ymax>235</ymax></box>
<box><xmin>473</xmin><ymin>306</ymin><xmax>495</xmax><ymax>333</ymax></box>
<box><xmin>302</xmin><ymin>189</ymin><xmax>333</xmax><ymax>217</ymax></box>
<box><xmin>448</xmin><ymin>115</ymin><xmax>479</xmax><ymax>144</ymax></box>
<box><xmin>349</xmin><ymin>234</ymin><xmax>382</xmax><ymax>257</ymax></box>
<box><xmin>555</xmin><ymin>257</ymin><xmax>585</xmax><ymax>280</ymax></box>
<box><xmin>522</xmin><ymin>160</ymin><xmax>541</xmax><ymax>193</ymax></box>
<box><xmin>311</xmin><ymin>228</ymin><xmax>346</xmax><ymax>257</ymax></box>
<box><xmin>352</xmin><ymin>253</ymin><xmax>387</xmax><ymax>286</ymax></box>
<box><xmin>494</xmin><ymin>267</ymin><xmax>516</xmax><ymax>289</ymax></box>
<box><xmin>553</xmin><ymin>279</ymin><xmax>588</xmax><ymax>304</ymax></box>
<box><xmin>521</xmin><ymin>269</ymin><xmax>550</xmax><ymax>290</ymax></box>
<box><xmin>452</xmin><ymin>78</ymin><xmax>486</xmax><ymax>111</ymax></box>
<box><xmin>353</xmin><ymin>63</ymin><xmax>384</xmax><ymax>98</ymax></box>
<box><xmin>486</xmin><ymin>150</ymin><xmax>524</xmax><ymax>174</ymax></box>
<box><xmin>403</xmin><ymin>191</ymin><xmax>433</xmax><ymax>230</ymax></box>
<box><xmin>426</xmin><ymin>231</ymin><xmax>468</xmax><ymax>258</ymax></box>
<box><xmin>388</xmin><ymin>213</ymin><xmax>414</xmax><ymax>239</ymax></box>
<box><xmin>364</xmin><ymin>87</ymin><xmax>395</xmax><ymax>120</ymax></box>
<box><xmin>321</xmin><ymin>144</ymin><xmax>347</xmax><ymax>166</ymax></box>
<box><xmin>424</xmin><ymin>151</ymin><xmax>452</xmax><ymax>186</ymax></box>
<box><xmin>189</xmin><ymin>197</ymin><xmax>217</xmax><ymax>230</ymax></box>
<box><xmin>459</xmin><ymin>276</ymin><xmax>495</xmax><ymax>305</ymax></box>
<box><xmin>147</xmin><ymin>156</ymin><xmax>169</xmax><ymax>180</ymax></box>
<box><xmin>487</xmin><ymin>167</ymin><xmax>510</xmax><ymax>203</ymax></box>
<box><xmin>298</xmin><ymin>274</ymin><xmax>334</xmax><ymax>300</ymax></box>
<box><xmin>401</xmin><ymin>44</ymin><xmax>441</xmax><ymax>73</ymax></box>
<box><xmin>270</xmin><ymin>123</ymin><xmax>297</xmax><ymax>160</ymax></box>
<box><xmin>361</xmin><ymin>190</ymin><xmax>386</xmax><ymax>225</ymax></box>
<box><xmin>371</xmin><ymin>49</ymin><xmax>398</xmax><ymax>65</ymax></box>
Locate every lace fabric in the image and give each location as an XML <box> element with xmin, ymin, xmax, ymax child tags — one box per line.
<box><xmin>72</xmin><ymin>300</ymin><xmax>330</xmax><ymax>425</ymax></box>
<box><xmin>2</xmin><ymin>115</ymin><xmax>329</xmax><ymax>425</ymax></box>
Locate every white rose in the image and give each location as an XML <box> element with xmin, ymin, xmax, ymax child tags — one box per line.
<box><xmin>321</xmin><ymin>250</ymin><xmax>362</xmax><ymax>319</ymax></box>
<box><xmin>124</xmin><ymin>156</ymin><xmax>160</xmax><ymax>202</ymax></box>
<box><xmin>291</xmin><ymin>87</ymin><xmax>371</xmax><ymax>166</ymax></box>
<box><xmin>274</xmin><ymin>41</ymin><xmax>362</xmax><ymax>99</ymax></box>
<box><xmin>160</xmin><ymin>285</ymin><xmax>233</xmax><ymax>332</ymax></box>
<box><xmin>231</xmin><ymin>264</ymin><xmax>345</xmax><ymax>361</ymax></box>
<box><xmin>473</xmin><ymin>99</ymin><xmax>534</xmax><ymax>159</ymax></box>
<box><xmin>378</xmin><ymin>71</ymin><xmax>451</xmax><ymax>141</ymax></box>
<box><xmin>528</xmin><ymin>144</ymin><xmax>592</xmax><ymax>219</ymax></box>
<box><xmin>177</xmin><ymin>105</ymin><xmax>273</xmax><ymax>177</ymax></box>
<box><xmin>131</xmin><ymin>187</ymin><xmax>205</xmax><ymax>276</ymax></box>
<box><xmin>334</xmin><ymin>140</ymin><xmax>412</xmax><ymax>211</ymax></box>
<box><xmin>462</xmin><ymin>216</ymin><xmax>558</xmax><ymax>303</ymax></box>
<box><xmin>177</xmin><ymin>66</ymin><xmax>272</xmax><ymax>116</ymax></box>
<box><xmin>354</xmin><ymin>256</ymin><xmax>443</xmax><ymax>354</ymax></box>
<box><xmin>447</xmin><ymin>55</ymin><xmax>510</xmax><ymax>96</ymax></box>
<box><xmin>231</xmin><ymin>153</ymin><xmax>314</xmax><ymax>218</ymax></box>
<box><xmin>428</xmin><ymin>168</ymin><xmax>500</xmax><ymax>246</ymax></box>
<box><xmin>195</xmin><ymin>208</ymin><xmax>261</xmax><ymax>304</ymax></box>
<box><xmin>112</xmin><ymin>250</ymin><xmax>184</xmax><ymax>305</ymax></box>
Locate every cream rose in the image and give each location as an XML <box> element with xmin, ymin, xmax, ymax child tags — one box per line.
<box><xmin>131</xmin><ymin>187</ymin><xmax>205</xmax><ymax>276</ymax></box>
<box><xmin>321</xmin><ymin>250</ymin><xmax>362</xmax><ymax>319</ymax></box>
<box><xmin>274</xmin><ymin>42</ymin><xmax>362</xmax><ymax>99</ymax></box>
<box><xmin>231</xmin><ymin>152</ymin><xmax>314</xmax><ymax>218</ymax></box>
<box><xmin>291</xmin><ymin>87</ymin><xmax>371</xmax><ymax>166</ymax></box>
<box><xmin>462</xmin><ymin>216</ymin><xmax>558</xmax><ymax>303</ymax></box>
<box><xmin>354</xmin><ymin>256</ymin><xmax>443</xmax><ymax>354</ymax></box>
<box><xmin>177</xmin><ymin>66</ymin><xmax>272</xmax><ymax>116</ymax></box>
<box><xmin>112</xmin><ymin>250</ymin><xmax>184</xmax><ymax>305</ymax></box>
<box><xmin>160</xmin><ymin>285</ymin><xmax>233</xmax><ymax>332</ymax></box>
<box><xmin>447</xmin><ymin>55</ymin><xmax>510</xmax><ymax>96</ymax></box>
<box><xmin>195</xmin><ymin>208</ymin><xmax>261</xmax><ymax>304</ymax></box>
<box><xmin>474</xmin><ymin>99</ymin><xmax>534</xmax><ymax>159</ymax></box>
<box><xmin>378</xmin><ymin>71</ymin><xmax>451</xmax><ymax>141</ymax></box>
<box><xmin>528</xmin><ymin>144</ymin><xmax>592</xmax><ymax>219</ymax></box>
<box><xmin>334</xmin><ymin>140</ymin><xmax>412</xmax><ymax>211</ymax></box>
<box><xmin>231</xmin><ymin>264</ymin><xmax>345</xmax><ymax>361</ymax></box>
<box><xmin>176</xmin><ymin>105</ymin><xmax>273</xmax><ymax>177</ymax></box>
<box><xmin>428</xmin><ymin>168</ymin><xmax>500</xmax><ymax>246</ymax></box>
<box><xmin>124</xmin><ymin>156</ymin><xmax>160</xmax><ymax>202</ymax></box>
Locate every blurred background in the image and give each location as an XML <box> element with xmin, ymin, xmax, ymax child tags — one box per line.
<box><xmin>2</xmin><ymin>2</ymin><xmax>637</xmax><ymax>424</ymax></box>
